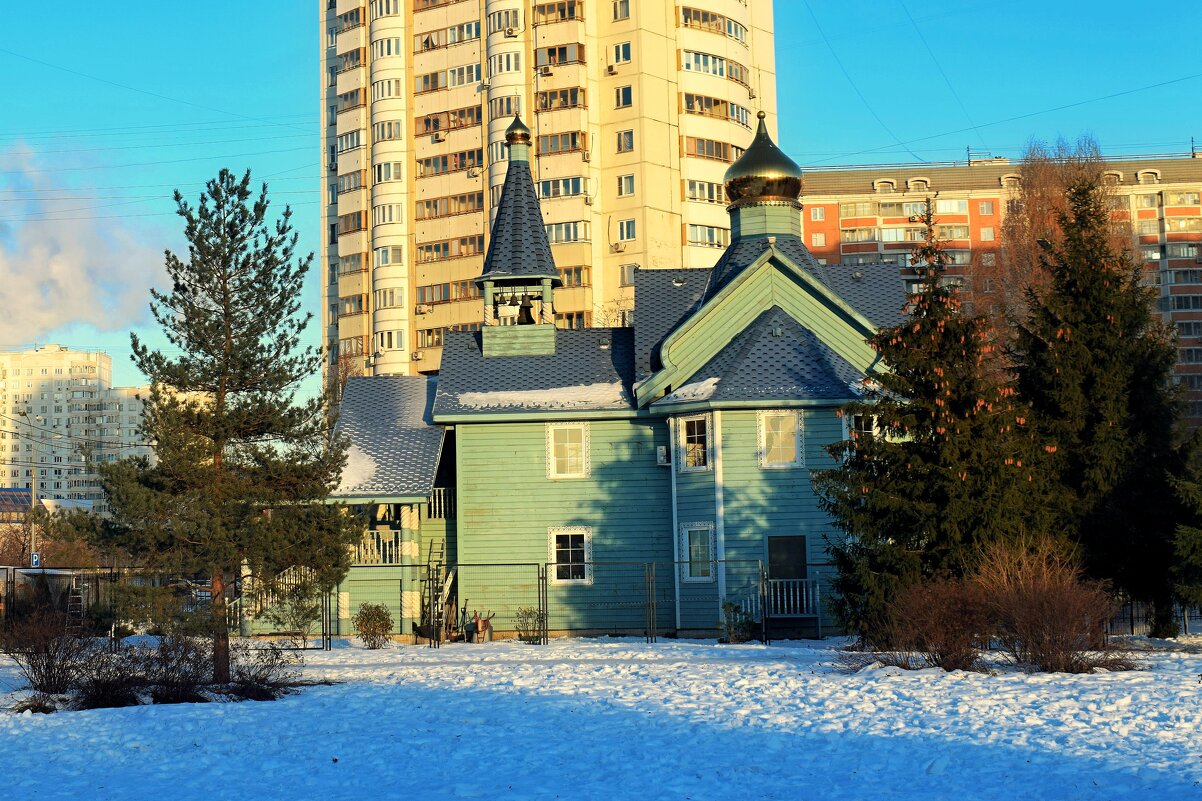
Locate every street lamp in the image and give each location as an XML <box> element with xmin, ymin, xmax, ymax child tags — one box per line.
<box><xmin>17</xmin><ymin>411</ymin><xmax>64</xmax><ymax>565</ymax></box>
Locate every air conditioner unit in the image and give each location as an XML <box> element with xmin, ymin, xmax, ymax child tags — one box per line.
<box><xmin>581</xmin><ymin>150</ymin><xmax>590</xmax><ymax>162</ymax></box>
<box><xmin>748</xmin><ymin>88</ymin><xmax>757</xmax><ymax>99</ymax></box>
<box><xmin>656</xmin><ymin>446</ymin><xmax>671</xmax><ymax>466</ymax></box>
<box><xmin>606</xmin><ymin>64</ymin><xmax>617</xmax><ymax>75</ymax></box>
<box><xmin>411</xmin><ymin>351</ymin><xmax>424</xmax><ymax>361</ymax></box>
<box><xmin>415</xmin><ymin>304</ymin><xmax>433</xmax><ymax>314</ymax></box>
<box><xmin>328</xmin><ymin>161</ymin><xmax>338</xmax><ymax>172</ymax></box>
<box><xmin>505</xmin><ymin>26</ymin><xmax>518</xmax><ymax>37</ymax></box>
<box><xmin>611</xmin><ymin>243</ymin><xmax>626</xmax><ymax>253</ymax></box>
<box><xmin>584</xmin><ymin>195</ymin><xmax>593</xmax><ymax>205</ymax></box>
<box><xmin>431</xmin><ymin>132</ymin><xmax>445</xmax><ymax>143</ymax></box>
<box><xmin>539</xmin><ymin>65</ymin><xmax>553</xmax><ymax>77</ymax></box>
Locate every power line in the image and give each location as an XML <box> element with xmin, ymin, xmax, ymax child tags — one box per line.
<box><xmin>0</xmin><ymin>199</ymin><xmax>320</xmax><ymax>224</ymax></box>
<box><xmin>801</xmin><ymin>0</ymin><xmax>927</xmax><ymax>162</ymax></box>
<box><xmin>0</xmin><ymin>146</ymin><xmax>315</xmax><ymax>175</ymax></box>
<box><xmin>0</xmin><ymin>172</ymin><xmax>321</xmax><ymax>195</ymax></box>
<box><xmin>7</xmin><ymin>117</ymin><xmax>317</xmax><ymax>140</ymax></box>
<box><xmin>18</xmin><ymin>132</ymin><xmax>315</xmax><ymax>157</ymax></box>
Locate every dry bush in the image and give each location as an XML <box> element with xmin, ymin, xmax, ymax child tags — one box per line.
<box><xmin>0</xmin><ymin>610</ymin><xmax>95</xmax><ymax>694</ymax></box>
<box><xmin>74</xmin><ymin>648</ymin><xmax>143</xmax><ymax>710</ymax></box>
<box><xmin>883</xmin><ymin>578</ymin><xmax>989</xmax><ymax>672</ymax></box>
<box><xmin>142</xmin><ymin>635</ymin><xmax>212</xmax><ymax>703</ymax></box>
<box><xmin>228</xmin><ymin>640</ymin><xmax>303</xmax><ymax>700</ymax></box>
<box><xmin>352</xmin><ymin>603</ymin><xmax>393</xmax><ymax>649</ymax></box>
<box><xmin>974</xmin><ymin>537</ymin><xmax>1133</xmax><ymax>673</ymax></box>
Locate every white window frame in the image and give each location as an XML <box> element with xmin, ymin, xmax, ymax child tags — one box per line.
<box><xmin>549</xmin><ymin>526</ymin><xmax>593</xmax><ymax>585</ymax></box>
<box><xmin>679</xmin><ymin>522</ymin><xmax>716</xmax><ymax>583</ymax></box>
<box><xmin>810</xmin><ymin>206</ymin><xmax>825</xmax><ymax>221</ymax></box>
<box><xmin>757</xmin><ymin>410</ymin><xmax>804</xmax><ymax>469</ymax></box>
<box><xmin>678</xmin><ymin>414</ymin><xmax>712</xmax><ymax>473</ymax></box>
<box><xmin>617</xmin><ymin>174</ymin><xmax>635</xmax><ymax>197</ymax></box>
<box><xmin>618</xmin><ymin>218</ymin><xmax>637</xmax><ymax>241</ymax></box>
<box><xmin>545</xmin><ymin>422</ymin><xmax>590</xmax><ymax>479</ymax></box>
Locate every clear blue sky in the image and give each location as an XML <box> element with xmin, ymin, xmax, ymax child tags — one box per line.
<box><xmin>1</xmin><ymin>1</ymin><xmax>1199</xmax><ymax>388</ymax></box>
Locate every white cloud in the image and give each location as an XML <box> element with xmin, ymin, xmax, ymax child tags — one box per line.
<box><xmin>0</xmin><ymin>145</ymin><xmax>164</xmax><ymax>346</ymax></box>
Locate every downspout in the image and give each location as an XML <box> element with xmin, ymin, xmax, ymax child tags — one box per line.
<box><xmin>668</xmin><ymin>416</ymin><xmax>681</xmax><ymax>631</ymax></box>
<box><xmin>714</xmin><ymin>410</ymin><xmax>727</xmax><ymax>617</ymax></box>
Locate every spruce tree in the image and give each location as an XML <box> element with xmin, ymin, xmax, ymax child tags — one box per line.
<box><xmin>1012</xmin><ymin>176</ymin><xmax>1186</xmax><ymax>636</ymax></box>
<box><xmin>97</xmin><ymin>169</ymin><xmax>359</xmax><ymax>681</ymax></box>
<box><xmin>814</xmin><ymin>201</ymin><xmax>1044</xmax><ymax>643</ymax></box>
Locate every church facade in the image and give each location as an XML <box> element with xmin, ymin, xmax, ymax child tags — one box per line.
<box><xmin>329</xmin><ymin>113</ymin><xmax>906</xmax><ymax>638</ymax></box>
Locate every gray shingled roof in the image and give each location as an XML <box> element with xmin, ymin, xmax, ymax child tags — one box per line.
<box><xmin>332</xmin><ymin>376</ymin><xmax>444</xmax><ymax>500</ymax></box>
<box><xmin>433</xmin><ymin>328</ymin><xmax>636</xmax><ymax>417</ymax></box>
<box><xmin>477</xmin><ymin>158</ymin><xmax>561</xmax><ymax>284</ymax></box>
<box><xmin>702</xmin><ymin>234</ymin><xmax>905</xmax><ymax>328</ymax></box>
<box><xmin>633</xmin><ymin>268</ymin><xmax>709</xmax><ymax>377</ymax></box>
<box><xmin>653</xmin><ymin>306</ymin><xmax>864</xmax><ymax>408</ymax></box>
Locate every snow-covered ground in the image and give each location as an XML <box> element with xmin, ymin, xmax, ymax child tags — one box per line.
<box><xmin>2</xmin><ymin>637</ymin><xmax>1200</xmax><ymax>800</ymax></box>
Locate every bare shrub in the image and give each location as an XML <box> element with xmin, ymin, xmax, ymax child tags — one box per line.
<box><xmin>974</xmin><ymin>537</ymin><xmax>1133</xmax><ymax>673</ymax></box>
<box><xmin>352</xmin><ymin>603</ymin><xmax>393</xmax><ymax>649</ymax></box>
<box><xmin>75</xmin><ymin>648</ymin><xmax>143</xmax><ymax>710</ymax></box>
<box><xmin>885</xmin><ymin>578</ymin><xmax>989</xmax><ymax>672</ymax></box>
<box><xmin>12</xmin><ymin>693</ymin><xmax>57</xmax><ymax>714</ymax></box>
<box><xmin>142</xmin><ymin>635</ymin><xmax>212</xmax><ymax>703</ymax></box>
<box><xmin>0</xmin><ymin>610</ymin><xmax>93</xmax><ymax>694</ymax></box>
<box><xmin>513</xmin><ymin>606</ymin><xmax>546</xmax><ymax>644</ymax></box>
<box><xmin>263</xmin><ymin>578</ymin><xmax>322</xmax><ymax>649</ymax></box>
<box><xmin>720</xmin><ymin>602</ymin><xmax>756</xmax><ymax>644</ymax></box>
<box><xmin>228</xmin><ymin>640</ymin><xmax>303</xmax><ymax>700</ymax></box>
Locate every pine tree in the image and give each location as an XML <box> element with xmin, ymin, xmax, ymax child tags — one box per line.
<box><xmin>97</xmin><ymin>169</ymin><xmax>359</xmax><ymax>681</ymax></box>
<box><xmin>1012</xmin><ymin>176</ymin><xmax>1187</xmax><ymax>636</ymax></box>
<box><xmin>814</xmin><ymin>200</ymin><xmax>1045</xmax><ymax>643</ymax></box>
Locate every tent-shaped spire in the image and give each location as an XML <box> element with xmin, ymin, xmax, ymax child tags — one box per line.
<box><xmin>476</xmin><ymin>116</ymin><xmax>561</xmax><ymax>286</ymax></box>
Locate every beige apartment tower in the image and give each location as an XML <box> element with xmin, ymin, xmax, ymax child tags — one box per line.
<box><xmin>321</xmin><ymin>0</ymin><xmax>777</xmax><ymax>380</ymax></box>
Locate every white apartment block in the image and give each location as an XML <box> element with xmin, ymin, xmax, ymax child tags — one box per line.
<box><xmin>0</xmin><ymin>345</ymin><xmax>151</xmax><ymax>515</ymax></box>
<box><xmin>321</xmin><ymin>0</ymin><xmax>778</xmax><ymax>381</ymax></box>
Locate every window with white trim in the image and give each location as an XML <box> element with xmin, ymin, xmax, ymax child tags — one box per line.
<box><xmin>549</xmin><ymin>526</ymin><xmax>592</xmax><ymax>584</ymax></box>
<box><xmin>680</xmin><ymin>522</ymin><xmax>715</xmax><ymax>582</ymax></box>
<box><xmin>679</xmin><ymin>415</ymin><xmax>711</xmax><ymax>471</ymax></box>
<box><xmin>546</xmin><ymin>422</ymin><xmax>590</xmax><ymax>479</ymax></box>
<box><xmin>758</xmin><ymin>410</ymin><xmax>803</xmax><ymax>468</ymax></box>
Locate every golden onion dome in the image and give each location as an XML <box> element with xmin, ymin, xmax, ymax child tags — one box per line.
<box><xmin>724</xmin><ymin>111</ymin><xmax>803</xmax><ymax>205</ymax></box>
<box><xmin>505</xmin><ymin>114</ymin><xmax>532</xmax><ymax>145</ymax></box>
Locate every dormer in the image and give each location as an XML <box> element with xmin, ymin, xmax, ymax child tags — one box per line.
<box><xmin>1103</xmin><ymin>170</ymin><xmax>1123</xmax><ymax>186</ymax></box>
<box><xmin>1000</xmin><ymin>173</ymin><xmax>1021</xmax><ymax>189</ymax></box>
<box><xmin>1138</xmin><ymin>169</ymin><xmax>1161</xmax><ymax>185</ymax></box>
<box><xmin>873</xmin><ymin>179</ymin><xmax>896</xmax><ymax>193</ymax></box>
<box><xmin>907</xmin><ymin>177</ymin><xmax>930</xmax><ymax>192</ymax></box>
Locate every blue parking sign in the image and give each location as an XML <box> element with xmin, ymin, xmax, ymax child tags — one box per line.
<box><xmin>30</xmin><ymin>552</ymin><xmax>40</xmax><ymax>568</ymax></box>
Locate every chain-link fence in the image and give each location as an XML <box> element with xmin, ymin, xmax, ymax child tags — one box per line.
<box><xmin>1107</xmin><ymin>600</ymin><xmax>1202</xmax><ymax>637</ymax></box>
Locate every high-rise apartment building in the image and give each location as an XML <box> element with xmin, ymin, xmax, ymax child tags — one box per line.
<box><xmin>0</xmin><ymin>345</ymin><xmax>151</xmax><ymax>514</ymax></box>
<box><xmin>798</xmin><ymin>154</ymin><xmax>1202</xmax><ymax>423</ymax></box>
<box><xmin>321</xmin><ymin>0</ymin><xmax>777</xmax><ymax>381</ymax></box>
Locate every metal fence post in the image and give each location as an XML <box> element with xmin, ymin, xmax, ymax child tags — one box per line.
<box><xmin>537</xmin><ymin>564</ymin><xmax>549</xmax><ymax>645</ymax></box>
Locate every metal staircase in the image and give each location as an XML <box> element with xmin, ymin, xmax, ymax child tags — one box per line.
<box><xmin>65</xmin><ymin>575</ymin><xmax>85</xmax><ymax>636</ymax></box>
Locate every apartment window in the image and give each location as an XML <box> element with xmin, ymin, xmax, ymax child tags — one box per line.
<box><xmin>339</xmin><ymin>294</ymin><xmax>368</xmax><ymax>316</ymax></box>
<box><xmin>934</xmin><ymin>199</ymin><xmax>967</xmax><ymax>213</ymax></box>
<box><xmin>981</xmin><ymin>253</ymin><xmax>997</xmax><ymax>267</ymax></box>
<box><xmin>374</xmin><ymin>330</ymin><xmax>404</xmax><ymax>352</ymax></box>
<box><xmin>546</xmin><ymin>423</ymin><xmax>590</xmax><ymax>479</ymax></box>
<box><xmin>616</xmin><ymin>130</ymin><xmax>634</xmax><ymax>153</ymax></box>
<box><xmin>546</xmin><ymin>221</ymin><xmax>590</xmax><ymax>243</ymax></box>
<box><xmin>414</xmin><ymin>20</ymin><xmax>480</xmax><ymax>51</ymax></box>
<box><xmin>938</xmin><ymin>225</ymin><xmax>970</xmax><ymax>239</ymax></box>
<box><xmin>1167</xmin><ymin>218</ymin><xmax>1202</xmax><ymax>233</ymax></box>
<box><xmin>373</xmin><ymin>162</ymin><xmax>402</xmax><ymax>183</ymax></box>
<box><xmin>373</xmin><ymin>120</ymin><xmax>403</xmax><ymax>141</ymax></box>
<box><xmin>536</xmin><ymin>87</ymin><xmax>585</xmax><ymax>111</ymax></box>
<box><xmin>338</xmin><ymin>253</ymin><xmax>365</xmax><ymax>275</ymax></box>
<box><xmin>613</xmin><ymin>0</ymin><xmax>630</xmax><ymax>21</ymax></box>
<box><xmin>489</xmin><ymin>51</ymin><xmax>522</xmax><ymax>77</ymax></box>
<box><xmin>1136</xmin><ymin>194</ymin><xmax>1160</xmax><ymax>209</ymax></box>
<box><xmin>555</xmin><ymin>311</ymin><xmax>590</xmax><ymax>329</ymax></box>
<box><xmin>758</xmin><ymin>411</ymin><xmax>803</xmax><ymax>468</ymax></box>
<box><xmin>1182</xmin><ymin>348</ymin><xmax>1202</xmax><ymax>364</ymax></box>
<box><xmin>489</xmin><ymin>96</ymin><xmax>522</xmax><ymax>120</ymax></box>
<box><xmin>684</xmin><ymin>137</ymin><xmax>742</xmax><ymax>163</ymax></box>
<box><xmin>1138</xmin><ymin>170</ymin><xmax>1160</xmax><ymax>185</ymax></box>
<box><xmin>538</xmin><ymin>176</ymin><xmax>586</xmax><ymax>198</ymax></box>
<box><xmin>682</xmin><ymin>93</ymin><xmax>750</xmax><ymax>128</ymax></box>
<box><xmin>549</xmin><ymin>527</ymin><xmax>592</xmax><ymax>584</ymax></box>
<box><xmin>416</xmin><ymin>234</ymin><xmax>486</xmax><ymax>263</ymax></box>
<box><xmin>811</xmin><ymin>207</ymin><xmax>825</xmax><ymax>221</ymax></box>
<box><xmin>979</xmin><ymin>201</ymin><xmax>994</xmax><ymax>215</ymax></box>
<box><xmin>842</xmin><ymin>227</ymin><xmax>876</xmax><ymax>243</ymax></box>
<box><xmin>1168</xmin><ymin>243</ymin><xmax>1200</xmax><ymax>259</ymax></box>
<box><xmin>839</xmin><ymin>201</ymin><xmax>874</xmax><ymax>217</ymax></box>
<box><xmin>560</xmin><ymin>266</ymin><xmax>590</xmax><ymax>287</ymax></box>
<box><xmin>617</xmin><ymin>174</ymin><xmax>635</xmax><ymax>197</ymax></box>
<box><xmin>680</xmin><ymin>415</ymin><xmax>711</xmax><ymax>471</ymax></box>
<box><xmin>337</xmin><ymin>211</ymin><xmax>367</xmax><ymax>235</ymax></box>
<box><xmin>416</xmin><ymin>191</ymin><xmax>485</xmax><ymax>220</ymax></box>
<box><xmin>615</xmin><ymin>85</ymin><xmax>633</xmax><ymax>108</ymax></box>
<box><xmin>811</xmin><ymin>232</ymin><xmax>826</xmax><ymax>247</ymax></box>
<box><xmin>619</xmin><ymin>263</ymin><xmax>637</xmax><ymax>286</ymax></box>
<box><xmin>447</xmin><ymin>63</ymin><xmax>482</xmax><ymax>87</ymax></box>
<box><xmin>373</xmin><ymin>246</ymin><xmax>403</xmax><ymax>268</ymax></box>
<box><xmin>1137</xmin><ymin>219</ymin><xmax>1160</xmax><ymax>235</ymax></box>
<box><xmin>414</xmin><ymin>70</ymin><xmax>447</xmax><ymax>94</ymax></box>
<box><xmin>374</xmin><ymin>287</ymin><xmax>403</xmax><ymax>308</ymax></box>
<box><xmin>417</xmin><ymin>328</ymin><xmax>445</xmax><ymax>348</ymax></box>
<box><xmin>1168</xmin><ymin>192</ymin><xmax>1201</xmax><ymax>206</ymax></box>
<box><xmin>533</xmin><ymin>2</ymin><xmax>582</xmax><ymax>25</ymax></box>
<box><xmin>487</xmin><ymin>8</ymin><xmax>522</xmax><ymax>34</ymax></box>
<box><xmin>1141</xmin><ymin>245</ymin><xmax>1162</xmax><ymax>262</ymax></box>
<box><xmin>617</xmin><ymin>219</ymin><xmax>637</xmax><ymax>241</ymax></box>
<box><xmin>685</xmin><ymin>180</ymin><xmax>724</xmax><ymax>204</ymax></box>
<box><xmin>535</xmin><ymin>43</ymin><xmax>583</xmax><ymax>66</ymax></box>
<box><xmin>613</xmin><ymin>42</ymin><xmax>631</xmax><ymax>64</ymax></box>
<box><xmin>980</xmin><ymin>227</ymin><xmax>995</xmax><ymax>242</ymax></box>
<box><xmin>416</xmin><ymin>149</ymin><xmax>484</xmax><ymax>178</ymax></box>
<box><xmin>680</xmin><ymin>523</ymin><xmax>715</xmax><ymax>582</ymax></box>
<box><xmin>686</xmin><ymin>224</ymin><xmax>730</xmax><ymax>248</ymax></box>
<box><xmin>681</xmin><ymin>49</ymin><xmax>727</xmax><ymax>77</ymax></box>
<box><xmin>538</xmin><ymin>131</ymin><xmax>587</xmax><ymax>155</ymax></box>
<box><xmin>372</xmin><ymin>203</ymin><xmax>403</xmax><ymax>226</ymax></box>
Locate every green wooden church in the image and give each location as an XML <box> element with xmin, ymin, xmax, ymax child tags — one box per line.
<box><xmin>328</xmin><ymin>113</ymin><xmax>905</xmax><ymax>639</ymax></box>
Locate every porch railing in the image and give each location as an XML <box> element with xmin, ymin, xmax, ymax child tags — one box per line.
<box><xmin>427</xmin><ymin>487</ymin><xmax>455</xmax><ymax>520</ymax></box>
<box><xmin>765</xmin><ymin>578</ymin><xmax>820</xmax><ymax>617</ymax></box>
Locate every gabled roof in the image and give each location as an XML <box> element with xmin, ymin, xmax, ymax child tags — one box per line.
<box><xmin>633</xmin><ymin>268</ymin><xmax>709</xmax><ymax>377</ymax></box>
<box><xmin>433</xmin><ymin>328</ymin><xmax>636</xmax><ymax>419</ymax></box>
<box><xmin>702</xmin><ymin>234</ymin><xmax>906</xmax><ymax>327</ymax></box>
<box><xmin>332</xmin><ymin>376</ymin><xmax>444</xmax><ymax>502</ymax></box>
<box><xmin>477</xmin><ymin>158</ymin><xmax>560</xmax><ymax>284</ymax></box>
<box><xmin>653</xmin><ymin>306</ymin><xmax>864</xmax><ymax>409</ymax></box>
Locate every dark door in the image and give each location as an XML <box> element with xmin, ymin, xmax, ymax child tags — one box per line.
<box><xmin>768</xmin><ymin>536</ymin><xmax>807</xmax><ymax>580</ymax></box>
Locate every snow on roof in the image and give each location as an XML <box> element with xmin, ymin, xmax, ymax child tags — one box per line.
<box><xmin>337</xmin><ymin>444</ymin><xmax>378</xmax><ymax>494</ymax></box>
<box><xmin>662</xmin><ymin>377</ymin><xmax>720</xmax><ymax>403</ymax></box>
<box><xmin>457</xmin><ymin>381</ymin><xmax>629</xmax><ymax>410</ymax></box>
